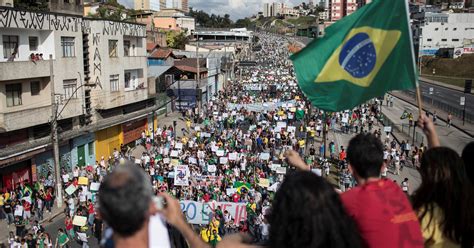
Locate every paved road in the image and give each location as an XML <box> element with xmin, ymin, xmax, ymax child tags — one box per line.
<box><xmin>42</xmin><ymin>214</ymin><xmax>101</xmax><ymax>248</ymax></box>
<box><xmin>406</xmin><ymin>81</ymin><xmax>474</xmax><ymax>122</ymax></box>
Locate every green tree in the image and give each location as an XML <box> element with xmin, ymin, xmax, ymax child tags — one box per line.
<box><xmin>166</xmin><ymin>31</ymin><xmax>189</xmax><ymax>49</ymax></box>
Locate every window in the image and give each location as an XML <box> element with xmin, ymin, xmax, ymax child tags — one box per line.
<box><xmin>453</xmin><ymin>28</ymin><xmax>457</xmax><ymax>31</ymax></box>
<box><xmin>124</xmin><ymin>40</ymin><xmax>130</xmax><ymax>56</ymax></box>
<box><xmin>445</xmin><ymin>27</ymin><xmax>448</xmax><ymax>30</ymax></box>
<box><xmin>61</xmin><ymin>37</ymin><xmax>75</xmax><ymax>57</ymax></box>
<box><xmin>124</xmin><ymin>72</ymin><xmax>131</xmax><ymax>89</ymax></box>
<box><xmin>6</xmin><ymin>83</ymin><xmax>22</xmax><ymax>107</ymax></box>
<box><xmin>63</xmin><ymin>79</ymin><xmax>77</xmax><ymax>99</ymax></box>
<box><xmin>109</xmin><ymin>40</ymin><xmax>118</xmax><ymax>57</ymax></box>
<box><xmin>435</xmin><ymin>28</ymin><xmax>439</xmax><ymax>31</ymax></box>
<box><xmin>110</xmin><ymin>74</ymin><xmax>119</xmax><ymax>92</ymax></box>
<box><xmin>441</xmin><ymin>38</ymin><xmax>447</xmax><ymax>41</ymax></box>
<box><xmin>452</xmin><ymin>39</ymin><xmax>459</xmax><ymax>42</ymax></box>
<box><xmin>29</xmin><ymin>37</ymin><xmax>38</xmax><ymax>51</ymax></box>
<box><xmin>3</xmin><ymin>35</ymin><xmax>18</xmax><ymax>59</ymax></box>
<box><xmin>30</xmin><ymin>81</ymin><xmax>40</xmax><ymax>95</ymax></box>
<box><xmin>88</xmin><ymin>141</ymin><xmax>94</xmax><ymax>156</ymax></box>
<box><xmin>427</xmin><ymin>38</ymin><xmax>432</xmax><ymax>41</ymax></box>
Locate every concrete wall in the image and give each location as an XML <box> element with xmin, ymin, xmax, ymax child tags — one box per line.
<box><xmin>421</xmin><ymin>13</ymin><xmax>474</xmax><ymax>50</ymax></box>
<box><xmin>86</xmin><ymin>19</ymin><xmax>148</xmax><ymax>110</ymax></box>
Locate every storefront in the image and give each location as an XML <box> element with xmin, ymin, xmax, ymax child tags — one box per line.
<box><xmin>71</xmin><ymin>133</ymin><xmax>95</xmax><ymax>167</ymax></box>
<box><xmin>35</xmin><ymin>144</ymin><xmax>72</xmax><ymax>178</ymax></box>
<box><xmin>0</xmin><ymin>160</ymin><xmax>32</xmax><ymax>191</ymax></box>
<box><xmin>95</xmin><ymin>125</ymin><xmax>122</xmax><ymax>161</ymax></box>
<box><xmin>122</xmin><ymin>118</ymin><xmax>147</xmax><ymax>145</ymax></box>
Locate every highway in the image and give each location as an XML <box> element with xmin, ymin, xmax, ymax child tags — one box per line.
<box><xmin>297</xmin><ymin>36</ymin><xmax>473</xmax><ymax>123</ymax></box>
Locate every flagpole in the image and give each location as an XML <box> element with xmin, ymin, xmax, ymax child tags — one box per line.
<box><xmin>404</xmin><ymin>0</ymin><xmax>424</xmax><ymax>118</ymax></box>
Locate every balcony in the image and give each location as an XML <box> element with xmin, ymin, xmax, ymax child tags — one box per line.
<box><xmin>0</xmin><ymin>105</ymin><xmax>51</xmax><ymax>132</ymax></box>
<box><xmin>0</xmin><ymin>60</ymin><xmax>51</xmax><ymax>81</ymax></box>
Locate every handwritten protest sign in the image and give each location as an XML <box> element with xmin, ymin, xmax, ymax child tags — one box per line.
<box><xmin>175</xmin><ymin>143</ymin><xmax>183</xmax><ymax>150</ymax></box>
<box><xmin>73</xmin><ymin>216</ymin><xmax>87</xmax><ymax>226</ymax></box>
<box><xmin>78</xmin><ymin>177</ymin><xmax>88</xmax><ymax>185</ymax></box>
<box><xmin>180</xmin><ymin>201</ymin><xmax>247</xmax><ymax>225</ymax></box>
<box><xmin>170</xmin><ymin>150</ymin><xmax>179</xmax><ymax>157</ymax></box>
<box><xmin>259</xmin><ymin>153</ymin><xmax>270</xmax><ymax>161</ymax></box>
<box><xmin>276</xmin><ymin>167</ymin><xmax>287</xmax><ymax>174</ymax></box>
<box><xmin>220</xmin><ymin>157</ymin><xmax>228</xmax><ymax>164</ymax></box>
<box><xmin>163</xmin><ymin>158</ymin><xmax>170</xmax><ymax>164</ymax></box>
<box><xmin>65</xmin><ymin>184</ymin><xmax>77</xmax><ymax>195</ymax></box>
<box><xmin>171</xmin><ymin>159</ymin><xmax>180</xmax><ymax>167</ymax></box>
<box><xmin>216</xmin><ymin>150</ymin><xmax>225</xmax><ymax>157</ymax></box>
<box><xmin>228</xmin><ymin>152</ymin><xmax>238</xmax><ymax>161</ymax></box>
<box><xmin>89</xmin><ymin>182</ymin><xmax>100</xmax><ymax>192</ymax></box>
<box><xmin>207</xmin><ymin>164</ymin><xmax>217</xmax><ymax>173</ymax></box>
<box><xmin>287</xmin><ymin>126</ymin><xmax>296</xmax><ymax>134</ymax></box>
<box><xmin>258</xmin><ymin>178</ymin><xmax>270</xmax><ymax>188</ymax></box>
<box><xmin>271</xmin><ymin>164</ymin><xmax>281</xmax><ymax>171</ymax></box>
<box><xmin>226</xmin><ymin>188</ymin><xmax>237</xmax><ymax>196</ymax></box>
<box><xmin>189</xmin><ymin>157</ymin><xmax>197</xmax><ymax>164</ymax></box>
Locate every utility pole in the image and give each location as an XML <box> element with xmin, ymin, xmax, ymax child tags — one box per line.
<box><xmin>49</xmin><ymin>54</ymin><xmax>63</xmax><ymax>208</ymax></box>
<box><xmin>196</xmin><ymin>34</ymin><xmax>201</xmax><ymax>115</ymax></box>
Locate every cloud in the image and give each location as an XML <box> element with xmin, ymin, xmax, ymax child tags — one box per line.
<box><xmin>118</xmin><ymin>0</ymin><xmax>306</xmax><ymax>20</ymax></box>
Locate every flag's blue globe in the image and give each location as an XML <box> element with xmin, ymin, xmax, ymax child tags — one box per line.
<box><xmin>339</xmin><ymin>32</ymin><xmax>377</xmax><ymax>78</ymax></box>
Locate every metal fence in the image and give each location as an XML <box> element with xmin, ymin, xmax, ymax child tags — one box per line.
<box><xmin>402</xmin><ymin>90</ymin><xmax>473</xmax><ymax>124</ymax></box>
<box><xmin>380</xmin><ymin>113</ymin><xmax>425</xmax><ymax>146</ymax></box>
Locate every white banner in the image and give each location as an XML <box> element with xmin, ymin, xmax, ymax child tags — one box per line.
<box><xmin>179</xmin><ymin>200</ymin><xmax>247</xmax><ymax>225</ymax></box>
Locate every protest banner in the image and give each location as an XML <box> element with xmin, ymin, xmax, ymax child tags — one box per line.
<box><xmin>78</xmin><ymin>177</ymin><xmax>88</xmax><ymax>185</ymax></box>
<box><xmin>89</xmin><ymin>182</ymin><xmax>100</xmax><ymax>192</ymax></box>
<box><xmin>73</xmin><ymin>216</ymin><xmax>87</xmax><ymax>226</ymax></box>
<box><xmin>174</xmin><ymin>165</ymin><xmax>190</xmax><ymax>186</ymax></box>
<box><xmin>180</xmin><ymin>200</ymin><xmax>247</xmax><ymax>225</ymax></box>
<box><xmin>65</xmin><ymin>184</ymin><xmax>77</xmax><ymax>195</ymax></box>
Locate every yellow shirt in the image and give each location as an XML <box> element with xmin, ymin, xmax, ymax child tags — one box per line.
<box><xmin>0</xmin><ymin>195</ymin><xmax>4</xmax><ymax>206</ymax></box>
<box><xmin>418</xmin><ymin>204</ymin><xmax>460</xmax><ymax>248</ymax></box>
<box><xmin>4</xmin><ymin>192</ymin><xmax>10</xmax><ymax>201</ymax></box>
<box><xmin>298</xmin><ymin>139</ymin><xmax>305</xmax><ymax>148</ymax></box>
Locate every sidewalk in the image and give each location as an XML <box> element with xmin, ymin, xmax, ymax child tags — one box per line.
<box><xmin>0</xmin><ymin>204</ymin><xmax>65</xmax><ymax>244</ymax></box>
<box><xmin>382</xmin><ymin>94</ymin><xmax>472</xmax><ymax>153</ymax></box>
<box><xmin>391</xmin><ymin>91</ymin><xmax>474</xmax><ymax>137</ymax></box>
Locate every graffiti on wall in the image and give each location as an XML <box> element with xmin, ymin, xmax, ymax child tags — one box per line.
<box><xmin>0</xmin><ymin>8</ymin><xmax>146</xmax><ymax>37</ymax></box>
<box><xmin>92</xmin><ymin>32</ymin><xmax>103</xmax><ymax>88</ymax></box>
<box><xmin>102</xmin><ymin>20</ymin><xmax>146</xmax><ymax>37</ymax></box>
<box><xmin>0</xmin><ymin>8</ymin><xmax>83</xmax><ymax>32</ymax></box>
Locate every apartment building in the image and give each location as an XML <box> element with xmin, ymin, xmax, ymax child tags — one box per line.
<box><xmin>331</xmin><ymin>0</ymin><xmax>357</xmax><ymax>21</ymax></box>
<box><xmin>0</xmin><ymin>7</ymin><xmax>154</xmax><ymax>190</ymax></box>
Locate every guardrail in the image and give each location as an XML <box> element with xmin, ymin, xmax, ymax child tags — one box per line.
<box><xmin>379</xmin><ymin>112</ymin><xmax>425</xmax><ymax>146</ymax></box>
<box><xmin>402</xmin><ymin>90</ymin><xmax>473</xmax><ymax>124</ymax></box>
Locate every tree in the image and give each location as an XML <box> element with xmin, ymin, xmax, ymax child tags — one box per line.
<box><xmin>166</xmin><ymin>31</ymin><xmax>189</xmax><ymax>49</ymax></box>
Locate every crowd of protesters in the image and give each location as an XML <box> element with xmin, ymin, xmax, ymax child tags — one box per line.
<box><xmin>1</xmin><ymin>32</ymin><xmax>473</xmax><ymax>248</ymax></box>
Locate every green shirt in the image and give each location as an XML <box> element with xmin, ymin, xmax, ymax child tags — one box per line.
<box><xmin>58</xmin><ymin>233</ymin><xmax>68</xmax><ymax>246</ymax></box>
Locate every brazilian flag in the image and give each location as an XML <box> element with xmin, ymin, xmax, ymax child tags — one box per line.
<box><xmin>234</xmin><ymin>181</ymin><xmax>251</xmax><ymax>194</ymax></box>
<box><xmin>290</xmin><ymin>0</ymin><xmax>416</xmax><ymax>112</ymax></box>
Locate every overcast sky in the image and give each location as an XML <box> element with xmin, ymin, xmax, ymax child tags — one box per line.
<box><xmin>119</xmin><ymin>0</ymin><xmax>311</xmax><ymax>20</ymax></box>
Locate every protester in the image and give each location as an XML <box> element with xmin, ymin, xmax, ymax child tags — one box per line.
<box><xmin>411</xmin><ymin>147</ymin><xmax>474</xmax><ymax>247</ymax></box>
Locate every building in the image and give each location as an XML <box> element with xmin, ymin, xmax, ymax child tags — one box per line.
<box><xmin>0</xmin><ymin>7</ymin><xmax>86</xmax><ymax>189</ymax></box>
<box><xmin>420</xmin><ymin>13</ymin><xmax>474</xmax><ymax>56</ymax></box>
<box><xmin>0</xmin><ymin>0</ymin><xmax>13</xmax><ymax>7</ymax></box>
<box><xmin>262</xmin><ymin>2</ymin><xmax>287</xmax><ymax>17</ymax></box>
<box><xmin>331</xmin><ymin>0</ymin><xmax>357</xmax><ymax>21</ymax></box>
<box><xmin>0</xmin><ymin>7</ymin><xmax>157</xmax><ymax>190</ymax></box>
<box><xmin>134</xmin><ymin>0</ymin><xmax>164</xmax><ymax>12</ymax></box>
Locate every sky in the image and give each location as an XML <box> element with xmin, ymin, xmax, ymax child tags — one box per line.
<box><xmin>118</xmin><ymin>0</ymin><xmax>311</xmax><ymax>20</ymax></box>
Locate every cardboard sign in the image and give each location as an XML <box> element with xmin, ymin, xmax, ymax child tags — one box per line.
<box><xmin>216</xmin><ymin>150</ymin><xmax>225</xmax><ymax>157</ymax></box>
<box><xmin>171</xmin><ymin>159</ymin><xmax>180</xmax><ymax>166</ymax></box>
<box><xmin>228</xmin><ymin>152</ymin><xmax>238</xmax><ymax>161</ymax></box>
<box><xmin>259</xmin><ymin>153</ymin><xmax>270</xmax><ymax>161</ymax></box>
<box><xmin>208</xmin><ymin>164</ymin><xmax>217</xmax><ymax>173</ymax></box>
<box><xmin>258</xmin><ymin>178</ymin><xmax>270</xmax><ymax>188</ymax></box>
<box><xmin>211</xmin><ymin>146</ymin><xmax>218</xmax><ymax>152</ymax></box>
<box><xmin>220</xmin><ymin>157</ymin><xmax>228</xmax><ymax>164</ymax></box>
<box><xmin>201</xmin><ymin>132</ymin><xmax>211</xmax><ymax>138</ymax></box>
<box><xmin>135</xmin><ymin>159</ymin><xmax>141</xmax><ymax>164</ymax></box>
<box><xmin>287</xmin><ymin>126</ymin><xmax>296</xmax><ymax>134</ymax></box>
<box><xmin>170</xmin><ymin>150</ymin><xmax>179</xmax><ymax>157</ymax></box>
<box><xmin>175</xmin><ymin>143</ymin><xmax>183</xmax><ymax>150</ymax></box>
<box><xmin>195</xmin><ymin>126</ymin><xmax>201</xmax><ymax>131</ymax></box>
<box><xmin>384</xmin><ymin>126</ymin><xmax>392</xmax><ymax>133</ymax></box>
<box><xmin>14</xmin><ymin>209</ymin><xmax>23</xmax><ymax>216</ymax></box>
<box><xmin>65</xmin><ymin>184</ymin><xmax>77</xmax><ymax>195</ymax></box>
<box><xmin>73</xmin><ymin>215</ymin><xmax>88</xmax><ymax>226</ymax></box>
<box><xmin>276</xmin><ymin>121</ymin><xmax>287</xmax><ymax>128</ymax></box>
<box><xmin>163</xmin><ymin>158</ymin><xmax>170</xmax><ymax>164</ymax></box>
<box><xmin>312</xmin><ymin>168</ymin><xmax>322</xmax><ymax>177</ymax></box>
<box><xmin>89</xmin><ymin>182</ymin><xmax>100</xmax><ymax>192</ymax></box>
<box><xmin>271</xmin><ymin>163</ymin><xmax>281</xmax><ymax>171</ymax></box>
<box><xmin>78</xmin><ymin>177</ymin><xmax>88</xmax><ymax>185</ymax></box>
<box><xmin>174</xmin><ymin>165</ymin><xmax>190</xmax><ymax>186</ymax></box>
<box><xmin>189</xmin><ymin>157</ymin><xmax>197</xmax><ymax>164</ymax></box>
<box><xmin>226</xmin><ymin>188</ymin><xmax>237</xmax><ymax>196</ymax></box>
<box><xmin>276</xmin><ymin>167</ymin><xmax>287</xmax><ymax>174</ymax></box>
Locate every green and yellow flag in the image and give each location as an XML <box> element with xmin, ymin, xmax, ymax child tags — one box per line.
<box><xmin>290</xmin><ymin>0</ymin><xmax>416</xmax><ymax>112</ymax></box>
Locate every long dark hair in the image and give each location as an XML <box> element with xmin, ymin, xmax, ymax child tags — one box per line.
<box><xmin>268</xmin><ymin>171</ymin><xmax>363</xmax><ymax>248</ymax></box>
<box><xmin>412</xmin><ymin>147</ymin><xmax>474</xmax><ymax>247</ymax></box>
